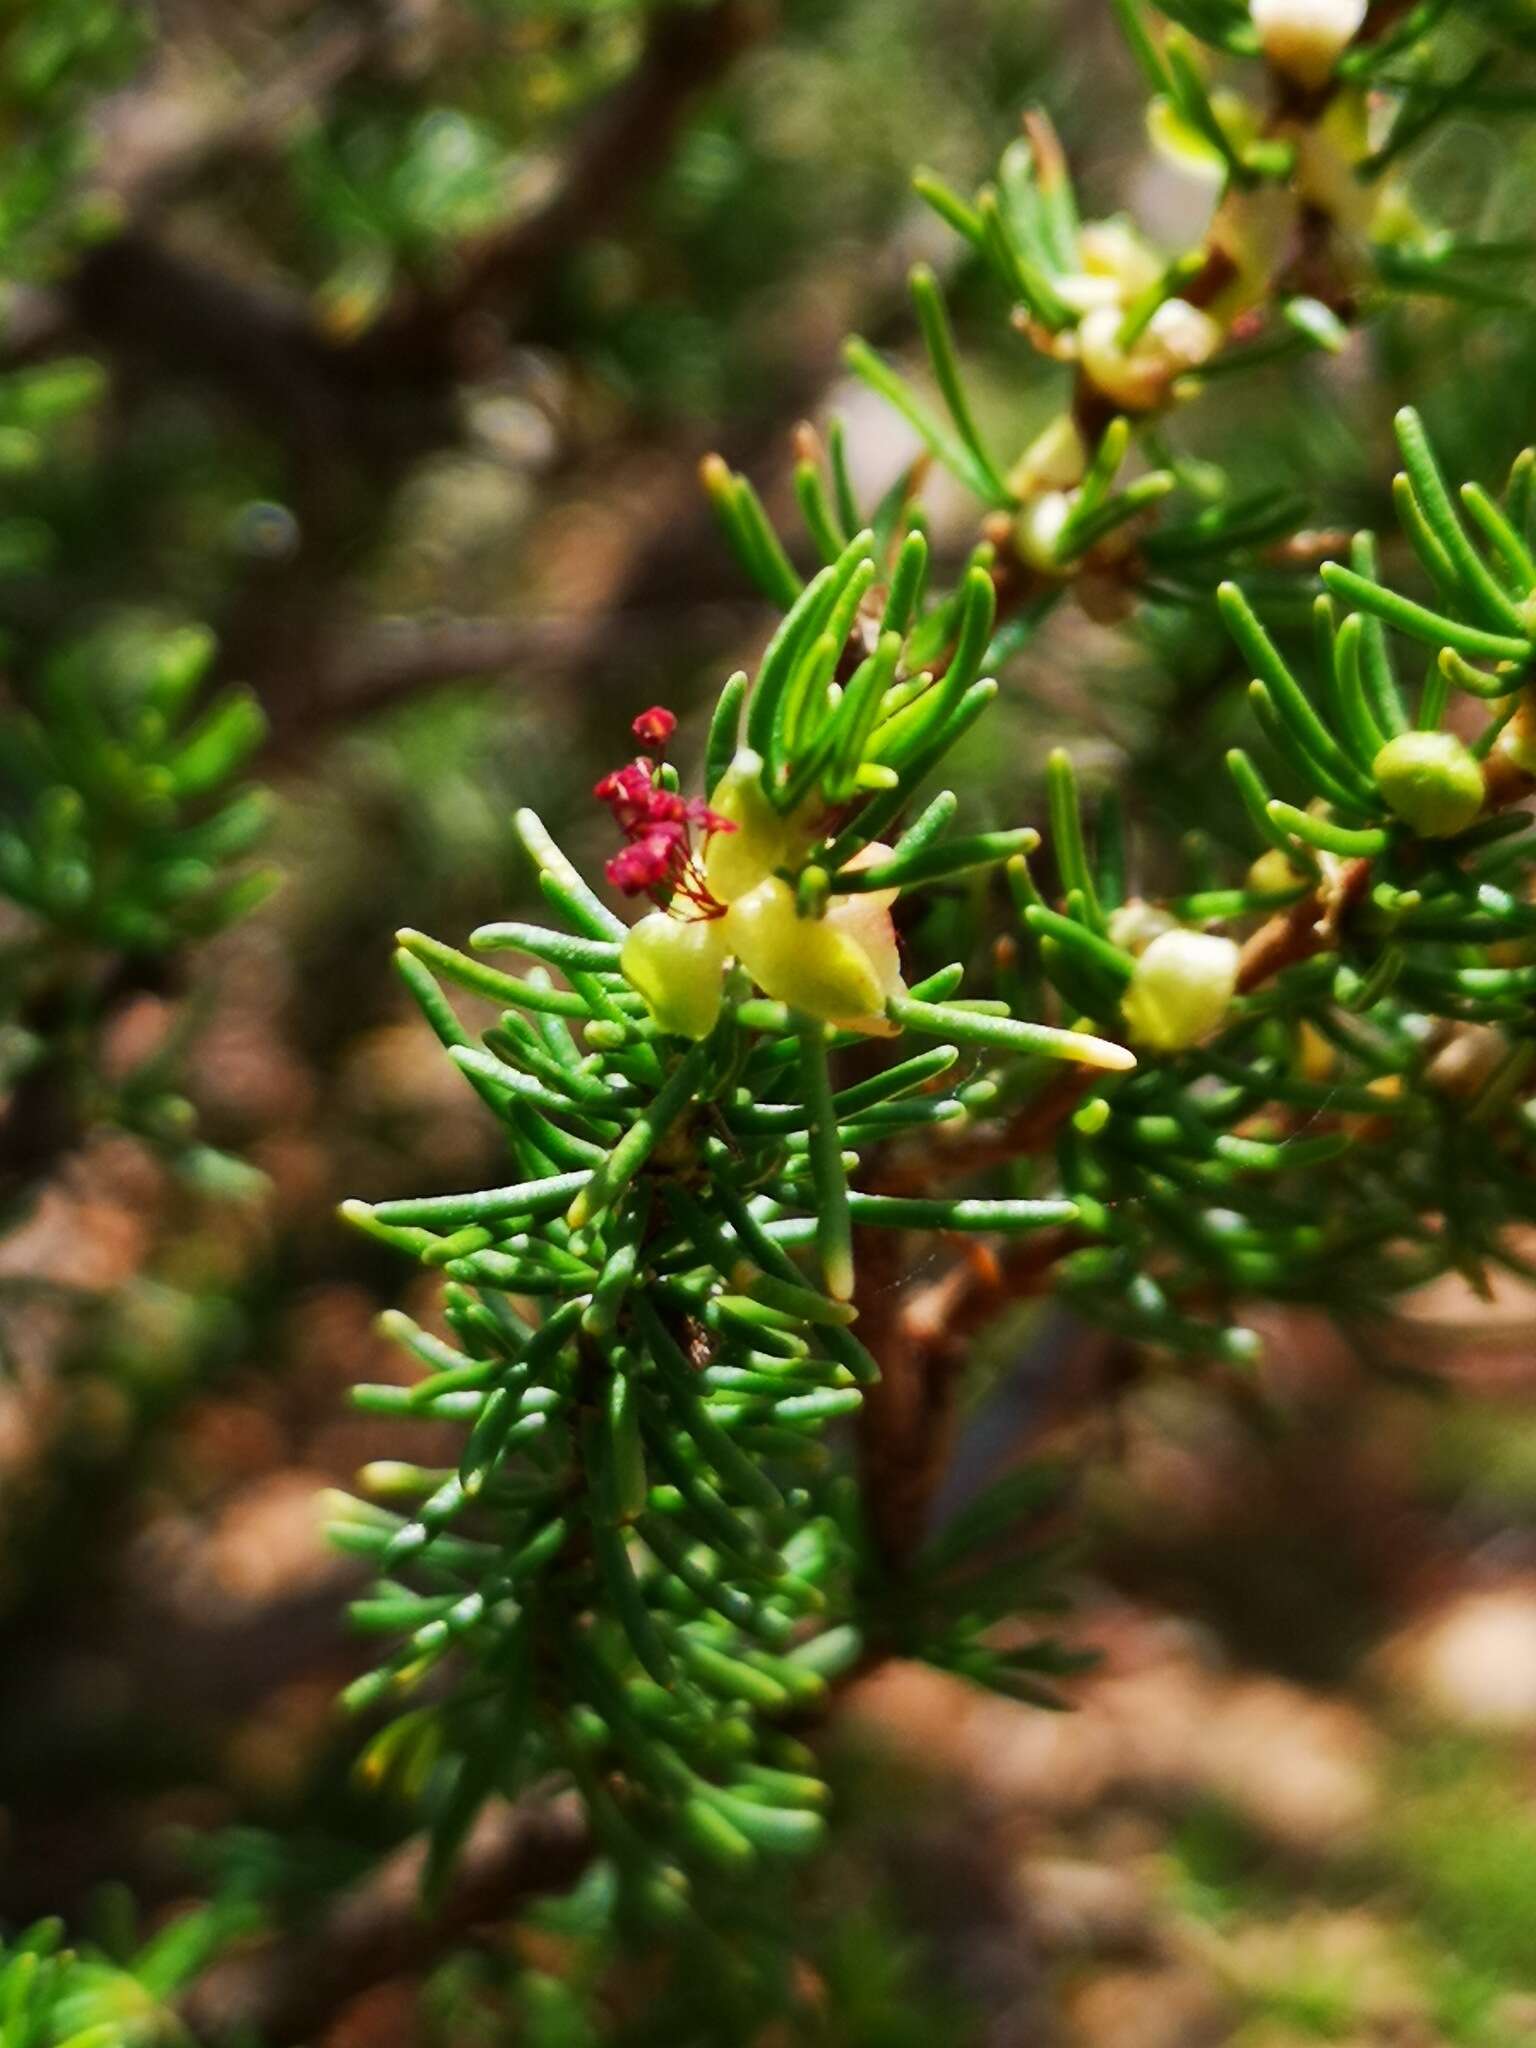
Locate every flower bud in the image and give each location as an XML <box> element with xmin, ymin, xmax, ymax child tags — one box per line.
<box><xmin>620</xmin><ymin>910</ymin><xmax>729</xmax><ymax>1039</ymax></box>
<box><xmin>1006</xmin><ymin>415</ymin><xmax>1088</xmax><ymax>500</ymax></box>
<box><xmin>1012</xmin><ymin>490</ymin><xmax>1075</xmax><ymax>573</ymax></box>
<box><xmin>1496</xmin><ymin>695</ymin><xmax>1536</xmax><ymax>778</ymax></box>
<box><xmin>631</xmin><ymin>705</ymin><xmax>677</xmax><ymax>748</ymax></box>
<box><xmin>1107</xmin><ymin>899</ymin><xmax>1176</xmax><ymax>957</ymax></box>
<box><xmin>1076</xmin><ymin>219</ymin><xmax>1164</xmax><ymax>300</ymax></box>
<box><xmin>1251</xmin><ymin>0</ymin><xmax>1368</xmax><ymax>91</ymax></box>
<box><xmin>1372</xmin><ymin>730</ymin><xmax>1484</xmax><ymax>839</ymax></box>
<box><xmin>1078</xmin><ymin>299</ymin><xmax>1221</xmax><ymax>413</ymax></box>
<box><xmin>1246</xmin><ymin>847</ymin><xmax>1306</xmax><ymax>896</ymax></box>
<box><xmin>1148</xmin><ymin>89</ymin><xmax>1260</xmax><ymax>185</ymax></box>
<box><xmin>1121</xmin><ymin>927</ymin><xmax>1240</xmax><ymax>1053</ymax></box>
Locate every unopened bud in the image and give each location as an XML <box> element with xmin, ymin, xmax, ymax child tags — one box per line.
<box><xmin>1076</xmin><ymin>220</ymin><xmax>1164</xmax><ymax>300</ymax></box>
<box><xmin>1013</xmin><ymin>490</ymin><xmax>1075</xmax><ymax>573</ymax></box>
<box><xmin>1121</xmin><ymin>927</ymin><xmax>1240</xmax><ymax>1053</ymax></box>
<box><xmin>1372</xmin><ymin>730</ymin><xmax>1484</xmax><ymax>839</ymax></box>
<box><xmin>1078</xmin><ymin>299</ymin><xmax>1221</xmax><ymax>413</ymax></box>
<box><xmin>1107</xmin><ymin>899</ymin><xmax>1176</xmax><ymax>956</ymax></box>
<box><xmin>1251</xmin><ymin>0</ymin><xmax>1368</xmax><ymax>91</ymax></box>
<box><xmin>1246</xmin><ymin>847</ymin><xmax>1306</xmax><ymax>896</ymax></box>
<box><xmin>1007</xmin><ymin>415</ymin><xmax>1088</xmax><ymax>500</ymax></box>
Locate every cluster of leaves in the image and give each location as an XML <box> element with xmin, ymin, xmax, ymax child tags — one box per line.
<box><xmin>0</xmin><ymin>1908</ymin><xmax>236</xmax><ymax>2048</ymax></box>
<box><xmin>0</xmin><ymin>0</ymin><xmax>149</xmax><ymax>282</ymax></box>
<box><xmin>0</xmin><ymin>359</ymin><xmax>274</xmax><ymax>1289</ymax></box>
<box><xmin>333</xmin><ymin>565</ymin><xmax>1121</xmax><ymax>1908</ymax></box>
<box><xmin>326</xmin><ymin>0</ymin><xmax>1536</xmax><ymax>1972</ymax></box>
<box><xmin>0</xmin><ymin>617</ymin><xmax>271</xmax><ymax>957</ymax></box>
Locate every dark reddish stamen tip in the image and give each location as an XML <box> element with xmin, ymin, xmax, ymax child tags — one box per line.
<box><xmin>595</xmin><ymin>734</ymin><xmax>735</xmax><ymax>912</ymax></box>
<box><xmin>632</xmin><ymin>706</ymin><xmax>678</xmax><ymax>748</ymax></box>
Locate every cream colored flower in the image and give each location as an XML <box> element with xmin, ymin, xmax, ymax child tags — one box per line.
<box><xmin>1251</xmin><ymin>0</ymin><xmax>1368</xmax><ymax>90</ymax></box>
<box><xmin>1121</xmin><ymin>927</ymin><xmax>1240</xmax><ymax>1052</ymax></box>
<box><xmin>1078</xmin><ymin>299</ymin><xmax>1222</xmax><ymax>412</ymax></box>
<box><xmin>619</xmin><ymin>752</ymin><xmax>907</xmax><ymax>1039</ymax></box>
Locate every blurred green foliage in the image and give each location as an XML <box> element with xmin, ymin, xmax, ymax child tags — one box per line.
<box><xmin>6</xmin><ymin>1</ymin><xmax>1536</xmax><ymax>2044</ymax></box>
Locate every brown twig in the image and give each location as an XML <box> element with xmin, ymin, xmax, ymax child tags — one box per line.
<box><xmin>176</xmin><ymin>1795</ymin><xmax>593</xmax><ymax>2047</ymax></box>
<box><xmin>1235</xmin><ymin>855</ymin><xmax>1373</xmax><ymax>993</ymax></box>
<box><xmin>853</xmin><ymin>727</ymin><xmax>1536</xmax><ymax>1571</ymax></box>
<box><xmin>855</xmin><ymin>1229</ymin><xmax>1079</xmax><ymax>1568</ymax></box>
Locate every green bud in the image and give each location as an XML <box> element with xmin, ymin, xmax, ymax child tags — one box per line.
<box><xmin>1372</xmin><ymin>730</ymin><xmax>1484</xmax><ymax>839</ymax></box>
<box><xmin>1121</xmin><ymin>928</ymin><xmax>1240</xmax><ymax>1054</ymax></box>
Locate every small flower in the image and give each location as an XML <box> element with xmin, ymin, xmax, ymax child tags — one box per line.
<box><xmin>621</xmin><ymin>910</ymin><xmax>731</xmax><ymax>1040</ymax></box>
<box><xmin>1078</xmin><ymin>299</ymin><xmax>1221</xmax><ymax>413</ymax></box>
<box><xmin>1121</xmin><ymin>927</ymin><xmax>1240</xmax><ymax>1053</ymax></box>
<box><xmin>632</xmin><ymin>705</ymin><xmax>678</xmax><ymax>749</ymax></box>
<box><xmin>610</xmin><ymin>743</ymin><xmax>907</xmax><ymax>1039</ymax></box>
<box><xmin>1107</xmin><ymin>899</ymin><xmax>1177</xmax><ymax>957</ymax></box>
<box><xmin>1372</xmin><ymin>730</ymin><xmax>1484</xmax><ymax>840</ymax></box>
<box><xmin>1251</xmin><ymin>0</ymin><xmax>1368</xmax><ymax>91</ymax></box>
<box><xmin>729</xmin><ymin>860</ymin><xmax>906</xmax><ymax>1036</ymax></box>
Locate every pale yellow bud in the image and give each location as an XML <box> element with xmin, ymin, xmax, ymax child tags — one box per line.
<box><xmin>1147</xmin><ymin>88</ymin><xmax>1260</xmax><ymax>184</ymax></box>
<box><xmin>1012</xmin><ymin>490</ymin><xmax>1076</xmax><ymax>573</ymax></box>
<box><xmin>1055</xmin><ymin>273</ymin><xmax>1125</xmax><ymax>317</ymax></box>
<box><xmin>1251</xmin><ymin>0</ymin><xmax>1368</xmax><ymax>90</ymax></box>
<box><xmin>1121</xmin><ymin>927</ymin><xmax>1240</xmax><ymax>1053</ymax></box>
<box><xmin>1077</xmin><ymin>219</ymin><xmax>1165</xmax><ymax>300</ymax></box>
<box><xmin>1246</xmin><ymin>847</ymin><xmax>1306</xmax><ymax>895</ymax></box>
<box><xmin>620</xmin><ymin>911</ymin><xmax>729</xmax><ymax>1040</ymax></box>
<box><xmin>1007</xmin><ymin>415</ymin><xmax>1088</xmax><ymax>499</ymax></box>
<box><xmin>1107</xmin><ymin>900</ymin><xmax>1176</xmax><ymax>957</ymax></box>
<box><xmin>1079</xmin><ymin>299</ymin><xmax>1222</xmax><ymax>412</ymax></box>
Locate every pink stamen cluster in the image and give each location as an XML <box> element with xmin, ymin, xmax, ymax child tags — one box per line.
<box><xmin>594</xmin><ymin>708</ymin><xmax>735</xmax><ymax>912</ymax></box>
